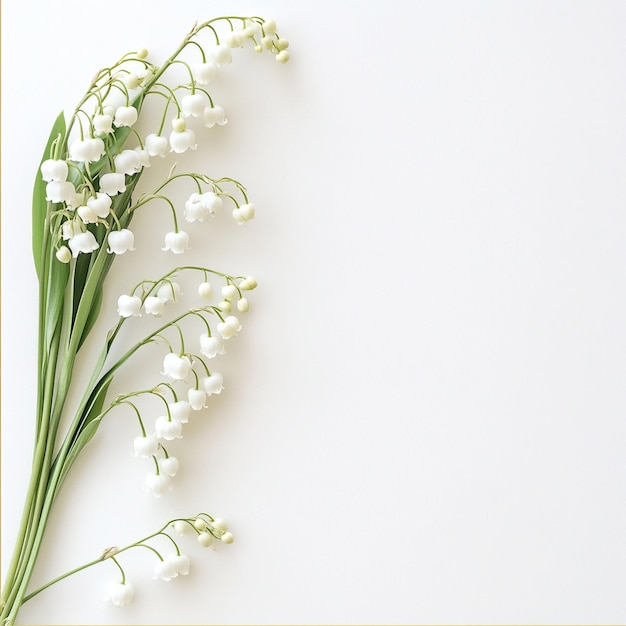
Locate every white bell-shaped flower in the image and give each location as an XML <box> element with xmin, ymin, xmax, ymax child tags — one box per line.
<box><xmin>169</xmin><ymin>553</ymin><xmax>190</xmax><ymax>576</ymax></box>
<box><xmin>203</xmin><ymin>105</ymin><xmax>227</xmax><ymax>128</ymax></box>
<box><xmin>133</xmin><ymin>435</ymin><xmax>159</xmax><ymax>458</ymax></box>
<box><xmin>117</xmin><ymin>294</ymin><xmax>142</xmax><ymax>317</ymax></box>
<box><xmin>161</xmin><ymin>353</ymin><xmax>192</xmax><ymax>379</ymax></box>
<box><xmin>46</xmin><ymin>181</ymin><xmax>76</xmax><ymax>204</ymax></box>
<box><xmin>154</xmin><ymin>415</ymin><xmax>182</xmax><ymax>440</ymax></box>
<box><xmin>194</xmin><ymin>61</ymin><xmax>218</xmax><ymax>84</ymax></box>
<box><xmin>184</xmin><ymin>193</ymin><xmax>207</xmax><ymax>223</ymax></box>
<box><xmin>201</xmin><ymin>192</ymin><xmax>222</xmax><ymax>214</ymax></box>
<box><xmin>233</xmin><ymin>203</ymin><xmax>255</xmax><ymax>225</ymax></box>
<box><xmin>203</xmin><ymin>372</ymin><xmax>224</xmax><ymax>396</ymax></box>
<box><xmin>188</xmin><ymin>388</ymin><xmax>207</xmax><ymax>411</ymax></box>
<box><xmin>99</xmin><ymin>172</ymin><xmax>126</xmax><ymax>196</ymax></box>
<box><xmin>156</xmin><ymin>281</ymin><xmax>181</xmax><ymax>303</ymax></box>
<box><xmin>69</xmin><ymin>232</ymin><xmax>99</xmax><ymax>257</ymax></box>
<box><xmin>181</xmin><ymin>93</ymin><xmax>206</xmax><ymax>118</ymax></box>
<box><xmin>62</xmin><ymin>220</ymin><xmax>82</xmax><ymax>241</ymax></box>
<box><xmin>69</xmin><ymin>138</ymin><xmax>105</xmax><ymax>163</ymax></box>
<box><xmin>162</xmin><ymin>231</ymin><xmax>189</xmax><ymax>254</ymax></box>
<box><xmin>210</xmin><ymin>44</ymin><xmax>232</xmax><ymax>66</ymax></box>
<box><xmin>40</xmin><ymin>159</ymin><xmax>68</xmax><ymax>182</ymax></box>
<box><xmin>169</xmin><ymin>400</ymin><xmax>191</xmax><ymax>424</ymax></box>
<box><xmin>86</xmin><ymin>192</ymin><xmax>112</xmax><ymax>218</ymax></box>
<box><xmin>107</xmin><ymin>229</ymin><xmax>135</xmax><ymax>254</ymax></box>
<box><xmin>159</xmin><ymin>456</ymin><xmax>180</xmax><ymax>477</ymax></box>
<box><xmin>153</xmin><ymin>557</ymin><xmax>178</xmax><ymax>581</ymax></box>
<box><xmin>106</xmin><ymin>581</ymin><xmax>134</xmax><ymax>606</ymax></box>
<box><xmin>77</xmin><ymin>205</ymin><xmax>98</xmax><ymax>224</ymax></box>
<box><xmin>93</xmin><ymin>114</ymin><xmax>113</xmax><ymax>135</ymax></box>
<box><xmin>217</xmin><ymin>315</ymin><xmax>242</xmax><ymax>339</ymax></box>
<box><xmin>145</xmin><ymin>133</ymin><xmax>169</xmax><ymax>157</ymax></box>
<box><xmin>169</xmin><ymin>128</ymin><xmax>197</xmax><ymax>153</ymax></box>
<box><xmin>135</xmin><ymin>148</ymin><xmax>150</xmax><ymax>169</ymax></box>
<box><xmin>223</xmin><ymin>30</ymin><xmax>244</xmax><ymax>48</ymax></box>
<box><xmin>144</xmin><ymin>296</ymin><xmax>165</xmax><ymax>316</ymax></box>
<box><xmin>144</xmin><ymin>472</ymin><xmax>172</xmax><ymax>497</ymax></box>
<box><xmin>199</xmin><ymin>333</ymin><xmax>225</xmax><ymax>358</ymax></box>
<box><xmin>114</xmin><ymin>150</ymin><xmax>141</xmax><ymax>176</ymax></box>
<box><xmin>114</xmin><ymin>106</ymin><xmax>138</xmax><ymax>127</ymax></box>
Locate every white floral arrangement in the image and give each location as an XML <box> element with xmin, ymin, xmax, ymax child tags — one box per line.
<box><xmin>0</xmin><ymin>15</ymin><xmax>288</xmax><ymax>625</ymax></box>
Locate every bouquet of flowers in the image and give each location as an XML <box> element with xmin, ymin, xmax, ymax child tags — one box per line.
<box><xmin>0</xmin><ymin>15</ymin><xmax>289</xmax><ymax>625</ymax></box>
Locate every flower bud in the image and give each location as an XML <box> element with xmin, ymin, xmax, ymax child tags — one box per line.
<box><xmin>173</xmin><ymin>520</ymin><xmax>190</xmax><ymax>535</ymax></box>
<box><xmin>221</xmin><ymin>285</ymin><xmax>239</xmax><ymax>301</ymax></box>
<box><xmin>193</xmin><ymin>518</ymin><xmax>207</xmax><ymax>531</ymax></box>
<box><xmin>198</xmin><ymin>282</ymin><xmax>213</xmax><ymax>299</ymax></box>
<box><xmin>220</xmin><ymin>531</ymin><xmax>234</xmax><ymax>544</ymax></box>
<box><xmin>276</xmin><ymin>50</ymin><xmax>290</xmax><ymax>63</ymax></box>
<box><xmin>211</xmin><ymin>517</ymin><xmax>228</xmax><ymax>531</ymax></box>
<box><xmin>137</xmin><ymin>47</ymin><xmax>149</xmax><ymax>59</ymax></box>
<box><xmin>197</xmin><ymin>532</ymin><xmax>213</xmax><ymax>547</ymax></box>
<box><xmin>262</xmin><ymin>19</ymin><xmax>277</xmax><ymax>35</ymax></box>
<box><xmin>56</xmin><ymin>246</ymin><xmax>72</xmax><ymax>263</ymax></box>
<box><xmin>275</xmin><ymin>38</ymin><xmax>289</xmax><ymax>51</ymax></box>
<box><xmin>218</xmin><ymin>300</ymin><xmax>232</xmax><ymax>313</ymax></box>
<box><xmin>171</xmin><ymin>117</ymin><xmax>186</xmax><ymax>132</ymax></box>
<box><xmin>237</xmin><ymin>298</ymin><xmax>249</xmax><ymax>313</ymax></box>
<box><xmin>157</xmin><ymin>281</ymin><xmax>181</xmax><ymax>302</ymax></box>
<box><xmin>210</xmin><ymin>44</ymin><xmax>232</xmax><ymax>66</ymax></box>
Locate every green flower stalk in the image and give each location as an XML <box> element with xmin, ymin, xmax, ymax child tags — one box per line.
<box><xmin>0</xmin><ymin>16</ymin><xmax>288</xmax><ymax>626</ymax></box>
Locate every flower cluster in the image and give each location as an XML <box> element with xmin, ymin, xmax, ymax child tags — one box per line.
<box><xmin>0</xmin><ymin>16</ymin><xmax>288</xmax><ymax>625</ymax></box>
<box><xmin>104</xmin><ymin>514</ymin><xmax>234</xmax><ymax>607</ymax></box>
<box><xmin>109</xmin><ymin>268</ymin><xmax>257</xmax><ymax>497</ymax></box>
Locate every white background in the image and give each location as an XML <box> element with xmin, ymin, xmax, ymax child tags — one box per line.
<box><xmin>2</xmin><ymin>1</ymin><xmax>626</xmax><ymax>624</ymax></box>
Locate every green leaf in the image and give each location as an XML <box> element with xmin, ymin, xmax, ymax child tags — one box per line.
<box><xmin>33</xmin><ymin>111</ymin><xmax>66</xmax><ymax>279</ymax></box>
<box><xmin>56</xmin><ymin>378</ymin><xmax>113</xmax><ymax>489</ymax></box>
<box><xmin>44</xmin><ymin>256</ymin><xmax>70</xmax><ymax>352</ymax></box>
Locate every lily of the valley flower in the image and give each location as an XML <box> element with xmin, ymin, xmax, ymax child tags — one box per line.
<box><xmin>194</xmin><ymin>61</ymin><xmax>218</xmax><ymax>84</ymax></box>
<box><xmin>187</xmin><ymin>388</ymin><xmax>207</xmax><ymax>410</ymax></box>
<box><xmin>144</xmin><ymin>296</ymin><xmax>165</xmax><ymax>316</ymax></box>
<box><xmin>93</xmin><ymin>113</ymin><xmax>113</xmax><ymax>135</ymax></box>
<box><xmin>202</xmin><ymin>372</ymin><xmax>224</xmax><ymax>396</ymax></box>
<box><xmin>169</xmin><ymin>128</ymin><xmax>197</xmax><ymax>153</ymax></box>
<box><xmin>107</xmin><ymin>229</ymin><xmax>135</xmax><ymax>254</ymax></box>
<box><xmin>133</xmin><ymin>435</ymin><xmax>159</xmax><ymax>458</ymax></box>
<box><xmin>217</xmin><ymin>315</ymin><xmax>242</xmax><ymax>339</ymax></box>
<box><xmin>69</xmin><ymin>232</ymin><xmax>99</xmax><ymax>257</ymax></box>
<box><xmin>158</xmin><ymin>456</ymin><xmax>180</xmax><ymax>477</ymax></box>
<box><xmin>156</xmin><ymin>281</ymin><xmax>181</xmax><ymax>303</ymax></box>
<box><xmin>106</xmin><ymin>581</ymin><xmax>134</xmax><ymax>607</ymax></box>
<box><xmin>161</xmin><ymin>353</ymin><xmax>192</xmax><ymax>379</ymax></box>
<box><xmin>169</xmin><ymin>400</ymin><xmax>191</xmax><ymax>424</ymax></box>
<box><xmin>153</xmin><ymin>554</ymin><xmax>189</xmax><ymax>581</ymax></box>
<box><xmin>117</xmin><ymin>294</ymin><xmax>142</xmax><ymax>317</ymax></box>
<box><xmin>232</xmin><ymin>203</ymin><xmax>255</xmax><ymax>225</ymax></box>
<box><xmin>144</xmin><ymin>472</ymin><xmax>172</xmax><ymax>497</ymax></box>
<box><xmin>199</xmin><ymin>333</ymin><xmax>225</xmax><ymax>358</ymax></box>
<box><xmin>99</xmin><ymin>172</ymin><xmax>127</xmax><ymax>196</ymax></box>
<box><xmin>46</xmin><ymin>181</ymin><xmax>76</xmax><ymax>204</ymax></box>
<box><xmin>203</xmin><ymin>105</ymin><xmax>227</xmax><ymax>128</ymax></box>
<box><xmin>40</xmin><ymin>159</ymin><xmax>68</xmax><ymax>182</ymax></box>
<box><xmin>114</xmin><ymin>106</ymin><xmax>138</xmax><ymax>127</ymax></box>
<box><xmin>162</xmin><ymin>231</ymin><xmax>189</xmax><ymax>254</ymax></box>
<box><xmin>154</xmin><ymin>416</ymin><xmax>182</xmax><ymax>440</ymax></box>
<box><xmin>114</xmin><ymin>150</ymin><xmax>142</xmax><ymax>176</ymax></box>
<box><xmin>145</xmin><ymin>133</ymin><xmax>169</xmax><ymax>157</ymax></box>
<box><xmin>182</xmin><ymin>93</ymin><xmax>206</xmax><ymax>118</ymax></box>
<box><xmin>69</xmin><ymin>138</ymin><xmax>105</xmax><ymax>163</ymax></box>
<box><xmin>87</xmin><ymin>192</ymin><xmax>112</xmax><ymax>217</ymax></box>
<box><xmin>55</xmin><ymin>246</ymin><xmax>72</xmax><ymax>263</ymax></box>
<box><xmin>210</xmin><ymin>44</ymin><xmax>232</xmax><ymax>66</ymax></box>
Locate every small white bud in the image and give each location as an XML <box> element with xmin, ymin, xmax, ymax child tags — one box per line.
<box><xmin>198</xmin><ymin>282</ymin><xmax>213</xmax><ymax>299</ymax></box>
<box><xmin>275</xmin><ymin>38</ymin><xmax>289</xmax><ymax>51</ymax></box>
<box><xmin>55</xmin><ymin>246</ymin><xmax>72</xmax><ymax>263</ymax></box>
<box><xmin>221</xmin><ymin>285</ymin><xmax>239</xmax><ymax>301</ymax></box>
<box><xmin>276</xmin><ymin>50</ymin><xmax>290</xmax><ymax>63</ymax></box>
<box><xmin>197</xmin><ymin>532</ymin><xmax>213</xmax><ymax>547</ymax></box>
<box><xmin>218</xmin><ymin>300</ymin><xmax>232</xmax><ymax>313</ymax></box>
<box><xmin>171</xmin><ymin>117</ymin><xmax>186</xmax><ymax>133</ymax></box>
<box><xmin>193</xmin><ymin>518</ymin><xmax>207</xmax><ymax>531</ymax></box>
<box><xmin>237</xmin><ymin>298</ymin><xmax>249</xmax><ymax>313</ymax></box>
<box><xmin>220</xmin><ymin>531</ymin><xmax>234</xmax><ymax>544</ymax></box>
